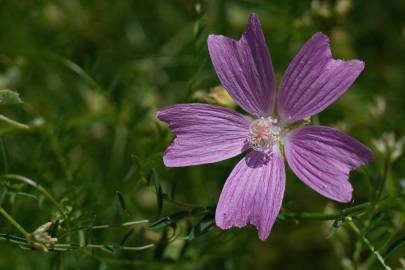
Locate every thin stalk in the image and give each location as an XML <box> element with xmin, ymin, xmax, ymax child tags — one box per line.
<box><xmin>375</xmin><ymin>157</ymin><xmax>390</xmax><ymax>201</ymax></box>
<box><xmin>91</xmin><ymin>219</ymin><xmax>150</xmax><ymax>229</ymax></box>
<box><xmin>58</xmin><ymin>219</ymin><xmax>150</xmax><ymax>239</ymax></box>
<box><xmin>0</xmin><ymin>207</ymin><xmax>29</xmax><ymax>237</ymax></box>
<box><xmin>163</xmin><ymin>197</ymin><xmax>199</xmax><ymax>209</ymax></box>
<box><xmin>70</xmin><ymin>219</ymin><xmax>150</xmax><ymax>231</ymax></box>
<box><xmin>280</xmin><ymin>203</ymin><xmax>368</xmax><ymax>220</ymax></box>
<box><xmin>0</xmin><ymin>114</ymin><xmax>30</xmax><ymax>130</ymax></box>
<box><xmin>0</xmin><ymin>233</ymin><xmax>154</xmax><ymax>252</ymax></box>
<box><xmin>363</xmin><ymin>217</ymin><xmax>404</xmax><ymax>270</ymax></box>
<box><xmin>0</xmin><ymin>138</ymin><xmax>8</xmax><ymax>174</ymax></box>
<box><xmin>1</xmin><ymin>174</ymin><xmax>67</xmax><ymax>220</ymax></box>
<box><xmin>346</xmin><ymin>218</ymin><xmax>391</xmax><ymax>270</ymax></box>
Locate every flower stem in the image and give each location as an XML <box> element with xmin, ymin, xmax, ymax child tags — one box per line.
<box><xmin>1</xmin><ymin>174</ymin><xmax>67</xmax><ymax>220</ymax></box>
<box><xmin>280</xmin><ymin>195</ymin><xmax>403</xmax><ymax>221</ymax></box>
<box><xmin>280</xmin><ymin>203</ymin><xmax>368</xmax><ymax>220</ymax></box>
<box><xmin>0</xmin><ymin>233</ymin><xmax>154</xmax><ymax>252</ymax></box>
<box><xmin>0</xmin><ymin>114</ymin><xmax>30</xmax><ymax>130</ymax></box>
<box><xmin>0</xmin><ymin>207</ymin><xmax>29</xmax><ymax>238</ymax></box>
<box><xmin>345</xmin><ymin>217</ymin><xmax>391</xmax><ymax>270</ymax></box>
<box><xmin>375</xmin><ymin>157</ymin><xmax>390</xmax><ymax>201</ymax></box>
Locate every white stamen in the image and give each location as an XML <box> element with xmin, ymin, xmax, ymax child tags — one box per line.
<box><xmin>248</xmin><ymin>117</ymin><xmax>280</xmax><ymax>151</ymax></box>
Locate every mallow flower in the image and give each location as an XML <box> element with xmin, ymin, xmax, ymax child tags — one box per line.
<box><xmin>156</xmin><ymin>13</ymin><xmax>373</xmax><ymax>240</ymax></box>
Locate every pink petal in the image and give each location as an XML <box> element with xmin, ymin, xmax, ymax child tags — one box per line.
<box><xmin>208</xmin><ymin>13</ymin><xmax>276</xmax><ymax>117</ymax></box>
<box><xmin>278</xmin><ymin>32</ymin><xmax>365</xmax><ymax>123</ymax></box>
<box><xmin>284</xmin><ymin>125</ymin><xmax>373</xmax><ymax>202</ymax></box>
<box><xmin>156</xmin><ymin>103</ymin><xmax>250</xmax><ymax>167</ymax></box>
<box><xmin>215</xmin><ymin>147</ymin><xmax>285</xmax><ymax>240</ymax></box>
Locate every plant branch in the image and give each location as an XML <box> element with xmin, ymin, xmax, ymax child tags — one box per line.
<box><xmin>345</xmin><ymin>217</ymin><xmax>391</xmax><ymax>270</ymax></box>
<box><xmin>0</xmin><ymin>207</ymin><xmax>29</xmax><ymax>237</ymax></box>
<box><xmin>0</xmin><ymin>232</ymin><xmax>154</xmax><ymax>252</ymax></box>
<box><xmin>1</xmin><ymin>174</ymin><xmax>67</xmax><ymax>220</ymax></box>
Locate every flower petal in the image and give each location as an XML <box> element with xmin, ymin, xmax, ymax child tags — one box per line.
<box><xmin>156</xmin><ymin>103</ymin><xmax>250</xmax><ymax>167</ymax></box>
<box><xmin>284</xmin><ymin>125</ymin><xmax>373</xmax><ymax>202</ymax></box>
<box><xmin>278</xmin><ymin>32</ymin><xmax>365</xmax><ymax>123</ymax></box>
<box><xmin>215</xmin><ymin>147</ymin><xmax>285</xmax><ymax>240</ymax></box>
<box><xmin>208</xmin><ymin>13</ymin><xmax>276</xmax><ymax>117</ymax></box>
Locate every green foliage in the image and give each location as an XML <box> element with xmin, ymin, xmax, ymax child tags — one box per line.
<box><xmin>0</xmin><ymin>89</ymin><xmax>22</xmax><ymax>105</ymax></box>
<box><xmin>0</xmin><ymin>0</ymin><xmax>404</xmax><ymax>269</ymax></box>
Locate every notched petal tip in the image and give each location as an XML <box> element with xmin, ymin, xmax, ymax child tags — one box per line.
<box><xmin>155</xmin><ymin>110</ymin><xmax>163</xmax><ymax>121</ymax></box>
<box><xmin>215</xmin><ymin>150</ymin><xmax>285</xmax><ymax>241</ymax></box>
<box><xmin>334</xmin><ymin>185</ymin><xmax>353</xmax><ymax>203</ymax></box>
<box><xmin>162</xmin><ymin>149</ymin><xmax>175</xmax><ymax>168</ymax></box>
<box><xmin>248</xmin><ymin>12</ymin><xmax>258</xmax><ymax>19</ymax></box>
<box><xmin>215</xmin><ymin>217</ymin><xmax>271</xmax><ymax>241</ymax></box>
<box><xmin>158</xmin><ymin>104</ymin><xmax>250</xmax><ymax>167</ymax></box>
<box><xmin>285</xmin><ymin>125</ymin><xmax>371</xmax><ymax>203</ymax></box>
<box><xmin>258</xmin><ymin>230</ymin><xmax>270</xmax><ymax>241</ymax></box>
<box><xmin>207</xmin><ymin>34</ymin><xmax>220</xmax><ymax>43</ymax></box>
<box><xmin>313</xmin><ymin>31</ymin><xmax>329</xmax><ymax>41</ymax></box>
<box><xmin>278</xmin><ymin>32</ymin><xmax>366</xmax><ymax>123</ymax></box>
<box><xmin>247</xmin><ymin>12</ymin><xmax>259</xmax><ymax>26</ymax></box>
<box><xmin>207</xmin><ymin>13</ymin><xmax>276</xmax><ymax>117</ymax></box>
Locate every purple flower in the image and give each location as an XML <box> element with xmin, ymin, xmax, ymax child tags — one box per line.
<box><xmin>156</xmin><ymin>13</ymin><xmax>373</xmax><ymax>240</ymax></box>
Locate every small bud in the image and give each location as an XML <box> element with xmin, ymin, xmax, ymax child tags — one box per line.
<box><xmin>194</xmin><ymin>85</ymin><xmax>236</xmax><ymax>108</ymax></box>
<box><xmin>372</xmin><ymin>132</ymin><xmax>405</xmax><ymax>162</ymax></box>
<box><xmin>335</xmin><ymin>0</ymin><xmax>353</xmax><ymax>15</ymax></box>
<box><xmin>311</xmin><ymin>0</ymin><xmax>332</xmax><ymax>18</ymax></box>
<box><xmin>28</xmin><ymin>222</ymin><xmax>58</xmax><ymax>252</ymax></box>
<box><xmin>368</xmin><ymin>95</ymin><xmax>386</xmax><ymax>119</ymax></box>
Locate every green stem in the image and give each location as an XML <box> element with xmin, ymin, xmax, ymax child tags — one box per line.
<box><xmin>0</xmin><ymin>233</ymin><xmax>154</xmax><ymax>252</ymax></box>
<box><xmin>0</xmin><ymin>207</ymin><xmax>29</xmax><ymax>237</ymax></box>
<box><xmin>0</xmin><ymin>114</ymin><xmax>30</xmax><ymax>130</ymax></box>
<box><xmin>91</xmin><ymin>219</ymin><xmax>150</xmax><ymax>230</ymax></box>
<box><xmin>375</xmin><ymin>157</ymin><xmax>390</xmax><ymax>201</ymax></box>
<box><xmin>163</xmin><ymin>197</ymin><xmax>199</xmax><ymax>209</ymax></box>
<box><xmin>280</xmin><ymin>203</ymin><xmax>368</xmax><ymax>220</ymax></box>
<box><xmin>281</xmin><ymin>195</ymin><xmax>403</xmax><ymax>221</ymax></box>
<box><xmin>346</xmin><ymin>217</ymin><xmax>391</xmax><ymax>270</ymax></box>
<box><xmin>65</xmin><ymin>219</ymin><xmax>149</xmax><ymax>234</ymax></box>
<box><xmin>0</xmin><ymin>139</ymin><xmax>8</xmax><ymax>174</ymax></box>
<box><xmin>1</xmin><ymin>174</ymin><xmax>68</xmax><ymax>220</ymax></box>
<box><xmin>363</xmin><ymin>217</ymin><xmax>404</xmax><ymax>270</ymax></box>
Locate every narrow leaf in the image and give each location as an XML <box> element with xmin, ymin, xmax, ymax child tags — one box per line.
<box><xmin>0</xmin><ymin>89</ymin><xmax>23</xmax><ymax>105</ymax></box>
<box><xmin>120</xmin><ymin>229</ymin><xmax>134</xmax><ymax>247</ymax></box>
<box><xmin>188</xmin><ymin>213</ymin><xmax>215</xmax><ymax>240</ymax></box>
<box><xmin>115</xmin><ymin>191</ymin><xmax>126</xmax><ymax>215</ymax></box>
<box><xmin>385</xmin><ymin>235</ymin><xmax>405</xmax><ymax>258</ymax></box>
<box><xmin>149</xmin><ymin>211</ymin><xmax>190</xmax><ymax>229</ymax></box>
<box><xmin>151</xmin><ymin>169</ymin><xmax>163</xmax><ymax>216</ymax></box>
<box><xmin>0</xmin><ymin>114</ymin><xmax>29</xmax><ymax>130</ymax></box>
<box><xmin>326</xmin><ymin>219</ymin><xmax>343</xmax><ymax>239</ymax></box>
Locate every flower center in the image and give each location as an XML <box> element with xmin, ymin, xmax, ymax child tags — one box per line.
<box><xmin>248</xmin><ymin>117</ymin><xmax>281</xmax><ymax>151</ymax></box>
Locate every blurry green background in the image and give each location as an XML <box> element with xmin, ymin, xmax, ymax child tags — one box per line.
<box><xmin>0</xmin><ymin>0</ymin><xmax>404</xmax><ymax>269</ymax></box>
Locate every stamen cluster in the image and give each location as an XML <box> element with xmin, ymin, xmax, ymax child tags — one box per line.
<box><xmin>248</xmin><ymin>117</ymin><xmax>281</xmax><ymax>151</ymax></box>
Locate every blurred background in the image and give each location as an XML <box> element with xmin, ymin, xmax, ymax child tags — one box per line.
<box><xmin>0</xmin><ymin>0</ymin><xmax>404</xmax><ymax>269</ymax></box>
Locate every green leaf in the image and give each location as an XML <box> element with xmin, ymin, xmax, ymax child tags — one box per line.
<box><xmin>0</xmin><ymin>114</ymin><xmax>29</xmax><ymax>131</ymax></box>
<box><xmin>0</xmin><ymin>187</ymin><xmax>7</xmax><ymax>206</ymax></box>
<box><xmin>115</xmin><ymin>191</ymin><xmax>126</xmax><ymax>215</ymax></box>
<box><xmin>100</xmin><ymin>245</ymin><xmax>114</xmax><ymax>253</ymax></box>
<box><xmin>384</xmin><ymin>235</ymin><xmax>405</xmax><ymax>258</ymax></box>
<box><xmin>154</xmin><ymin>228</ymin><xmax>168</xmax><ymax>259</ymax></box>
<box><xmin>188</xmin><ymin>213</ymin><xmax>215</xmax><ymax>240</ymax></box>
<box><xmin>0</xmin><ymin>89</ymin><xmax>23</xmax><ymax>105</ymax></box>
<box><xmin>151</xmin><ymin>169</ymin><xmax>163</xmax><ymax>216</ymax></box>
<box><xmin>120</xmin><ymin>229</ymin><xmax>134</xmax><ymax>247</ymax></box>
<box><xmin>326</xmin><ymin>219</ymin><xmax>344</xmax><ymax>239</ymax></box>
<box><xmin>149</xmin><ymin>211</ymin><xmax>190</xmax><ymax>229</ymax></box>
